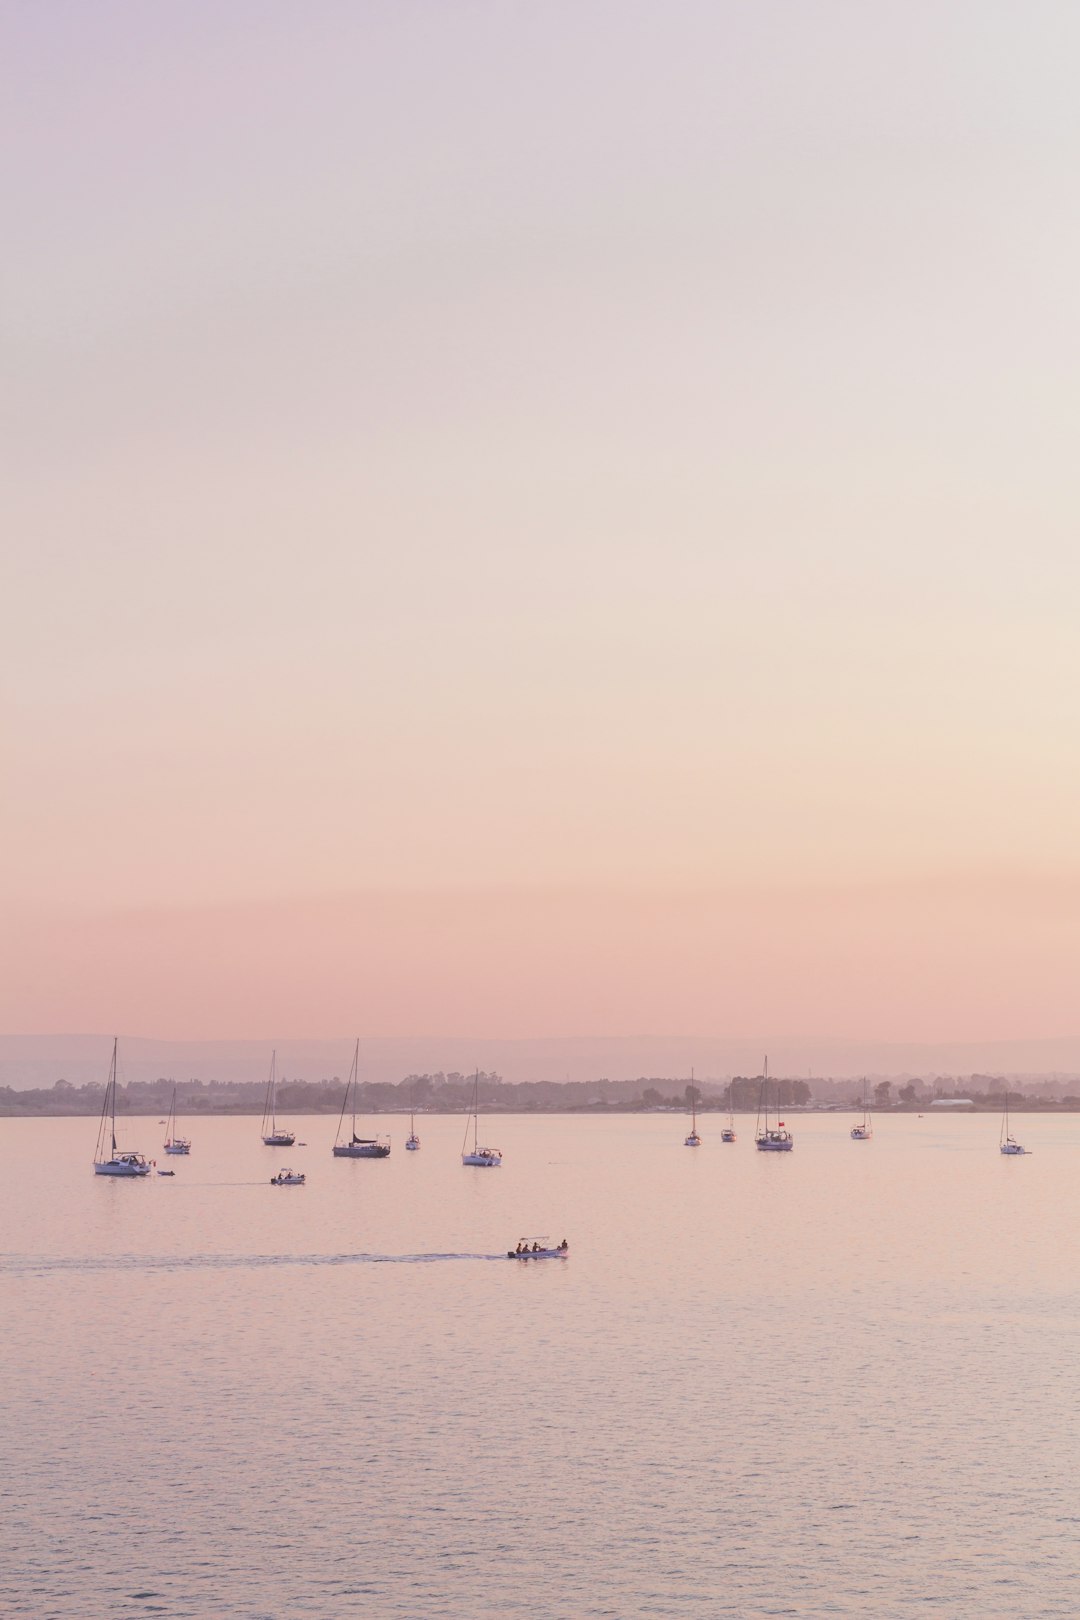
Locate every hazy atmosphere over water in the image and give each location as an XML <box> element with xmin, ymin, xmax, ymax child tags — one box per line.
<box><xmin>4</xmin><ymin>1</ymin><xmax>1080</xmax><ymax>1048</ymax></box>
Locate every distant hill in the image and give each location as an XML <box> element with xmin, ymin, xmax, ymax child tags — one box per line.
<box><xmin>2</xmin><ymin>1032</ymin><xmax>1080</xmax><ymax>1089</ymax></box>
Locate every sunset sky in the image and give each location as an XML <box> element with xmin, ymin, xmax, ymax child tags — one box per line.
<box><xmin>4</xmin><ymin>2</ymin><xmax>1079</xmax><ymax>1046</ymax></box>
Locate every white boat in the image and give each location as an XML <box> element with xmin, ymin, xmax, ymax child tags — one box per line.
<box><xmin>721</xmin><ymin>1081</ymin><xmax>737</xmax><ymax>1143</ymax></box>
<box><xmin>332</xmin><ymin>1040</ymin><xmax>391</xmax><ymax>1158</ymax></box>
<box><xmin>754</xmin><ymin>1057</ymin><xmax>794</xmax><ymax>1152</ymax></box>
<box><xmin>93</xmin><ymin>1038</ymin><xmax>152</xmax><ymax>1176</ymax></box>
<box><xmin>462</xmin><ymin>1070</ymin><xmax>502</xmax><ymax>1166</ymax></box>
<box><xmin>999</xmin><ymin>1090</ymin><xmax>1027</xmax><ymax>1155</ymax></box>
<box><xmin>684</xmin><ymin>1067</ymin><xmax>702</xmax><ymax>1146</ymax></box>
<box><xmin>261</xmin><ymin>1050</ymin><xmax>296</xmax><ymax>1147</ymax></box>
<box><xmin>270</xmin><ymin>1168</ymin><xmax>305</xmax><ymax>1185</ymax></box>
<box><xmin>405</xmin><ymin>1082</ymin><xmax>421</xmax><ymax>1151</ymax></box>
<box><xmin>507</xmin><ymin>1239</ymin><xmax>569</xmax><ymax>1259</ymax></box>
<box><xmin>850</xmin><ymin>1079</ymin><xmax>873</xmax><ymax>1141</ymax></box>
<box><xmin>163</xmin><ymin>1083</ymin><xmax>191</xmax><ymax>1154</ymax></box>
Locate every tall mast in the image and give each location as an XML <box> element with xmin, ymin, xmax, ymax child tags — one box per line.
<box><xmin>110</xmin><ymin>1036</ymin><xmax>118</xmax><ymax>1151</ymax></box>
<box><xmin>352</xmin><ymin>1040</ymin><xmax>359</xmax><ymax>1138</ymax></box>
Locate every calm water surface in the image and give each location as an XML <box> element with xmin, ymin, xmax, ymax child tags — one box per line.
<box><xmin>3</xmin><ymin>1110</ymin><xmax>1080</xmax><ymax>1618</ymax></box>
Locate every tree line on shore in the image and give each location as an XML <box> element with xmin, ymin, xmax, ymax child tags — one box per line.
<box><xmin>3</xmin><ymin>1069</ymin><xmax>1078</xmax><ymax>1117</ymax></box>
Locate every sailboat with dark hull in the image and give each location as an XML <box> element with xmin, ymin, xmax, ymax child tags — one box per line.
<box><xmin>405</xmin><ymin>1084</ymin><xmax>421</xmax><ymax>1151</ymax></box>
<box><xmin>93</xmin><ymin>1038</ymin><xmax>151</xmax><ymax>1176</ymax></box>
<box><xmin>332</xmin><ymin>1040</ymin><xmax>390</xmax><ymax>1158</ymax></box>
<box><xmin>261</xmin><ymin>1051</ymin><xmax>295</xmax><ymax>1147</ymax></box>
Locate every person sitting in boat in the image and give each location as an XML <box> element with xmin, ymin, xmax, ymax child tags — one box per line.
<box><xmin>558</xmin><ymin>1239</ymin><xmax>568</xmax><ymax>1250</ymax></box>
<box><xmin>532</xmin><ymin>1241</ymin><xmax>540</xmax><ymax>1252</ymax></box>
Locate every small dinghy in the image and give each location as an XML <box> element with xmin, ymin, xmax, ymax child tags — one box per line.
<box><xmin>270</xmin><ymin>1169</ymin><xmax>305</xmax><ymax>1185</ymax></box>
<box><xmin>157</xmin><ymin>1169</ymin><xmax>176</xmax><ymax>1177</ymax></box>
<box><xmin>507</xmin><ymin>1238</ymin><xmax>569</xmax><ymax>1259</ymax></box>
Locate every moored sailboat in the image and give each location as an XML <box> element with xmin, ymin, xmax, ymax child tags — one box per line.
<box><xmin>163</xmin><ymin>1083</ymin><xmax>191</xmax><ymax>1154</ymax></box>
<box><xmin>405</xmin><ymin>1083</ymin><xmax>420</xmax><ymax>1151</ymax></box>
<box><xmin>850</xmin><ymin>1079</ymin><xmax>872</xmax><ymax>1141</ymax></box>
<box><xmin>462</xmin><ymin>1070</ymin><xmax>502</xmax><ymax>1166</ymax></box>
<box><xmin>332</xmin><ymin>1040</ymin><xmax>391</xmax><ymax>1157</ymax></box>
<box><xmin>721</xmin><ymin>1082</ymin><xmax>737</xmax><ymax>1143</ymax></box>
<box><xmin>754</xmin><ymin>1057</ymin><xmax>794</xmax><ymax>1152</ymax></box>
<box><xmin>93</xmin><ymin>1038</ymin><xmax>152</xmax><ymax>1176</ymax></box>
<box><xmin>261</xmin><ymin>1051</ymin><xmax>296</xmax><ymax>1147</ymax></box>
<box><xmin>684</xmin><ymin>1068</ymin><xmax>702</xmax><ymax>1146</ymax></box>
<box><xmin>999</xmin><ymin>1090</ymin><xmax>1026</xmax><ymax>1155</ymax></box>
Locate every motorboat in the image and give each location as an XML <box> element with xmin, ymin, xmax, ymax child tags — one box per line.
<box><xmin>999</xmin><ymin>1091</ymin><xmax>1027</xmax><ymax>1155</ymax></box>
<box><xmin>507</xmin><ymin>1240</ymin><xmax>569</xmax><ymax>1259</ymax></box>
<box><xmin>261</xmin><ymin>1051</ymin><xmax>296</xmax><ymax>1147</ymax></box>
<box><xmin>462</xmin><ymin>1070</ymin><xmax>502</xmax><ymax>1166</ymax></box>
<box><xmin>93</xmin><ymin>1038</ymin><xmax>152</xmax><ymax>1176</ymax></box>
<box><xmin>754</xmin><ymin>1057</ymin><xmax>794</xmax><ymax>1152</ymax></box>
<box><xmin>270</xmin><ymin>1169</ymin><xmax>305</xmax><ymax>1185</ymax></box>
<box><xmin>163</xmin><ymin>1084</ymin><xmax>191</xmax><ymax>1154</ymax></box>
<box><xmin>332</xmin><ymin>1039</ymin><xmax>391</xmax><ymax>1157</ymax></box>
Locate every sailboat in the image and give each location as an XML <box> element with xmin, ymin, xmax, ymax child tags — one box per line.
<box><xmin>163</xmin><ymin>1083</ymin><xmax>191</xmax><ymax>1154</ymax></box>
<box><xmin>462</xmin><ymin>1071</ymin><xmax>502</xmax><ymax>1166</ymax></box>
<box><xmin>684</xmin><ymin>1068</ymin><xmax>702</xmax><ymax>1146</ymax></box>
<box><xmin>332</xmin><ymin>1040</ymin><xmax>390</xmax><ymax>1157</ymax></box>
<box><xmin>721</xmin><ymin>1081</ymin><xmax>737</xmax><ymax>1143</ymax></box>
<box><xmin>999</xmin><ymin>1090</ymin><xmax>1026</xmax><ymax>1155</ymax></box>
<box><xmin>261</xmin><ymin>1051</ymin><xmax>295</xmax><ymax>1147</ymax></box>
<box><xmin>850</xmin><ymin>1079</ymin><xmax>873</xmax><ymax>1140</ymax></box>
<box><xmin>754</xmin><ymin>1057</ymin><xmax>794</xmax><ymax>1151</ymax></box>
<box><xmin>93</xmin><ymin>1037</ymin><xmax>151</xmax><ymax>1176</ymax></box>
<box><xmin>405</xmin><ymin>1083</ymin><xmax>421</xmax><ymax>1151</ymax></box>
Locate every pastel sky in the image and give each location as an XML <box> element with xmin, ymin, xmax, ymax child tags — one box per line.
<box><xmin>3</xmin><ymin>2</ymin><xmax>1079</xmax><ymax>1044</ymax></box>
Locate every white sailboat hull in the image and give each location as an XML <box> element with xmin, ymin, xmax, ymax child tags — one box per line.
<box><xmin>164</xmin><ymin>1142</ymin><xmax>191</xmax><ymax>1155</ymax></box>
<box><xmin>755</xmin><ymin>1135</ymin><xmax>794</xmax><ymax>1152</ymax></box>
<box><xmin>405</xmin><ymin>1137</ymin><xmax>420</xmax><ymax>1150</ymax></box>
<box><xmin>263</xmin><ymin>1133</ymin><xmax>295</xmax><ymax>1147</ymax></box>
<box><xmin>721</xmin><ymin>1130</ymin><xmax>737</xmax><ymax>1142</ymax></box>
<box><xmin>462</xmin><ymin>1151</ymin><xmax>501</xmax><ymax>1167</ymax></box>
<box><xmin>684</xmin><ymin>1133</ymin><xmax>702</xmax><ymax>1147</ymax></box>
<box><xmin>333</xmin><ymin>1142</ymin><xmax>390</xmax><ymax>1158</ymax></box>
<box><xmin>1000</xmin><ymin>1141</ymin><xmax>1026</xmax><ymax>1155</ymax></box>
<box><xmin>850</xmin><ymin>1126</ymin><xmax>872</xmax><ymax>1140</ymax></box>
<box><xmin>95</xmin><ymin>1158</ymin><xmax>151</xmax><ymax>1177</ymax></box>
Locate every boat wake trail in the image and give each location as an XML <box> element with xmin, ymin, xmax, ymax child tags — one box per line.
<box><xmin>1</xmin><ymin>1251</ymin><xmax>508</xmax><ymax>1275</ymax></box>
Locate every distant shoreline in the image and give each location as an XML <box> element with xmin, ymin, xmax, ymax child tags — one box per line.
<box><xmin>2</xmin><ymin>1103</ymin><xmax>1075</xmax><ymax>1119</ymax></box>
